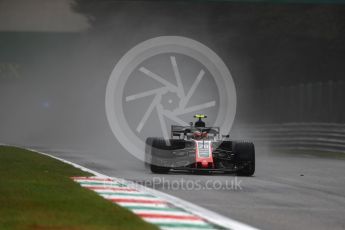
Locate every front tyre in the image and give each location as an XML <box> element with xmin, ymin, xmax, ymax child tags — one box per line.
<box><xmin>150</xmin><ymin>164</ymin><xmax>170</xmax><ymax>174</ymax></box>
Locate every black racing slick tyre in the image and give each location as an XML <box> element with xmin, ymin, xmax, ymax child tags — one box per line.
<box><xmin>233</xmin><ymin>142</ymin><xmax>255</xmax><ymax>176</ymax></box>
<box><xmin>145</xmin><ymin>137</ymin><xmax>155</xmax><ymax>169</ymax></box>
<box><xmin>149</xmin><ymin>138</ymin><xmax>173</xmax><ymax>174</ymax></box>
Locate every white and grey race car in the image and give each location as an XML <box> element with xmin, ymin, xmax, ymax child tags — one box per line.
<box><xmin>145</xmin><ymin>115</ymin><xmax>255</xmax><ymax>176</ymax></box>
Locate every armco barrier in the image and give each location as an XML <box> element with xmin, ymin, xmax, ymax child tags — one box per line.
<box><xmin>234</xmin><ymin>123</ymin><xmax>345</xmax><ymax>153</ymax></box>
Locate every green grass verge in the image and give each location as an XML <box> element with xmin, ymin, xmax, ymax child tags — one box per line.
<box><xmin>0</xmin><ymin>146</ymin><xmax>158</xmax><ymax>230</ymax></box>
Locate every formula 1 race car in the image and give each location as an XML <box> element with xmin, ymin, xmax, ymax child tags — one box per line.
<box><xmin>145</xmin><ymin>115</ymin><xmax>255</xmax><ymax>176</ymax></box>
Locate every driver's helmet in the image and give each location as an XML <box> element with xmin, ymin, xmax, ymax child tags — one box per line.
<box><xmin>194</xmin><ymin>114</ymin><xmax>206</xmax><ymax>128</ymax></box>
<box><xmin>195</xmin><ymin>120</ymin><xmax>205</xmax><ymax>128</ymax></box>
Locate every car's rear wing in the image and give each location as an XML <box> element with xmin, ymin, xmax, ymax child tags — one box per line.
<box><xmin>171</xmin><ymin>125</ymin><xmax>221</xmax><ymax>139</ymax></box>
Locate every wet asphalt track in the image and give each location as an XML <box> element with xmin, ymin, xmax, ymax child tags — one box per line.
<box><xmin>37</xmin><ymin>147</ymin><xmax>345</xmax><ymax>230</ymax></box>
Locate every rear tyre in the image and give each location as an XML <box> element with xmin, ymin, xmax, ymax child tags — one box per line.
<box><xmin>145</xmin><ymin>137</ymin><xmax>155</xmax><ymax>169</ymax></box>
<box><xmin>234</xmin><ymin>142</ymin><xmax>255</xmax><ymax>176</ymax></box>
<box><xmin>149</xmin><ymin>138</ymin><xmax>172</xmax><ymax>174</ymax></box>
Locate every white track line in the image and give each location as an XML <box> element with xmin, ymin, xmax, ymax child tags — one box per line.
<box><xmin>21</xmin><ymin>147</ymin><xmax>259</xmax><ymax>230</ymax></box>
